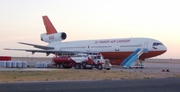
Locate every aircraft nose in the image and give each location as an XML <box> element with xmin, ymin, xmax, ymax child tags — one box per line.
<box><xmin>163</xmin><ymin>45</ymin><xmax>167</xmax><ymax>53</ymax></box>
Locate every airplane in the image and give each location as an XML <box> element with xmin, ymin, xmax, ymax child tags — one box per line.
<box><xmin>4</xmin><ymin>16</ymin><xmax>167</xmax><ymax>65</ymax></box>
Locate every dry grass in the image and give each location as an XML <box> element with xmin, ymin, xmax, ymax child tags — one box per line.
<box><xmin>0</xmin><ymin>69</ymin><xmax>178</xmax><ymax>83</ymax></box>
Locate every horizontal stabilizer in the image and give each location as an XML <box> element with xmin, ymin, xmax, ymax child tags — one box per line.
<box><xmin>18</xmin><ymin>42</ymin><xmax>54</xmax><ymax>50</ymax></box>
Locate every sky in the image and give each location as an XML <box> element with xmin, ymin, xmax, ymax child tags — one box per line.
<box><xmin>0</xmin><ymin>0</ymin><xmax>179</xmax><ymax>59</ymax></box>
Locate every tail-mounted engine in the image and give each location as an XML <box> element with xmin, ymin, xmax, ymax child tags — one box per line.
<box><xmin>40</xmin><ymin>32</ymin><xmax>67</xmax><ymax>43</ymax></box>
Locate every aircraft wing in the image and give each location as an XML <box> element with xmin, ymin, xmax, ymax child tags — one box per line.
<box><xmin>4</xmin><ymin>48</ymin><xmax>99</xmax><ymax>56</ymax></box>
<box><xmin>4</xmin><ymin>48</ymin><xmax>79</xmax><ymax>56</ymax></box>
<box><xmin>18</xmin><ymin>42</ymin><xmax>54</xmax><ymax>50</ymax></box>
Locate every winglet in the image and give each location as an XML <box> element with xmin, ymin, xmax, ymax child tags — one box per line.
<box><xmin>42</xmin><ymin>16</ymin><xmax>57</xmax><ymax>34</ymax></box>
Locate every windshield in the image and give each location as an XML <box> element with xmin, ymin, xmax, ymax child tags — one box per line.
<box><xmin>153</xmin><ymin>43</ymin><xmax>163</xmax><ymax>46</ymax></box>
<box><xmin>95</xmin><ymin>56</ymin><xmax>103</xmax><ymax>59</ymax></box>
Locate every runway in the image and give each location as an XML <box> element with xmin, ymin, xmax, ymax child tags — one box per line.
<box><xmin>0</xmin><ymin>78</ymin><xmax>180</xmax><ymax>92</ymax></box>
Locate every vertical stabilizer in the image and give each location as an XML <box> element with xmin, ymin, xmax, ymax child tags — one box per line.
<box><xmin>42</xmin><ymin>16</ymin><xmax>57</xmax><ymax>34</ymax></box>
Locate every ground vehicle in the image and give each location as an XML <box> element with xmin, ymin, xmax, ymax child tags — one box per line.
<box><xmin>52</xmin><ymin>56</ymin><xmax>75</xmax><ymax>68</ymax></box>
<box><xmin>52</xmin><ymin>54</ymin><xmax>111</xmax><ymax>70</ymax></box>
<box><xmin>84</xmin><ymin>55</ymin><xmax>111</xmax><ymax>70</ymax></box>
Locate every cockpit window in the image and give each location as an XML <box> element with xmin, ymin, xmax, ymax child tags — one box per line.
<box><xmin>153</xmin><ymin>43</ymin><xmax>163</xmax><ymax>46</ymax></box>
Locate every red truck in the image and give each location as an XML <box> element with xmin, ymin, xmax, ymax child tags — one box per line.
<box><xmin>52</xmin><ymin>54</ymin><xmax>111</xmax><ymax>70</ymax></box>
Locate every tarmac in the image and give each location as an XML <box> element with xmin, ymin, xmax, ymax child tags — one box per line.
<box><xmin>0</xmin><ymin>78</ymin><xmax>180</xmax><ymax>92</ymax></box>
<box><xmin>1</xmin><ymin>57</ymin><xmax>180</xmax><ymax>74</ymax></box>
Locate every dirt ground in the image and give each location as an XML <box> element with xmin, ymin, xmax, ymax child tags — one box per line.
<box><xmin>0</xmin><ymin>57</ymin><xmax>179</xmax><ymax>83</ymax></box>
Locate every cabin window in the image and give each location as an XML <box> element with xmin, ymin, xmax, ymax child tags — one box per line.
<box><xmin>120</xmin><ymin>45</ymin><xmax>142</xmax><ymax>47</ymax></box>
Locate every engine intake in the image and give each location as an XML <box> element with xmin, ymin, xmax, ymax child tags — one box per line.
<box><xmin>40</xmin><ymin>32</ymin><xmax>67</xmax><ymax>43</ymax></box>
<box><xmin>61</xmin><ymin>32</ymin><xmax>67</xmax><ymax>40</ymax></box>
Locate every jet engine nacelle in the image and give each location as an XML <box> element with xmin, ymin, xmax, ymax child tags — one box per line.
<box><xmin>40</xmin><ymin>32</ymin><xmax>67</xmax><ymax>43</ymax></box>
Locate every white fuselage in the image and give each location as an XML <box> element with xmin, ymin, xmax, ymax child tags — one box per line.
<box><xmin>48</xmin><ymin>37</ymin><xmax>167</xmax><ymax>53</ymax></box>
<box><xmin>46</xmin><ymin>37</ymin><xmax>167</xmax><ymax>65</ymax></box>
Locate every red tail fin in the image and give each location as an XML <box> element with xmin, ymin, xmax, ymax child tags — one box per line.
<box><xmin>42</xmin><ymin>16</ymin><xmax>57</xmax><ymax>34</ymax></box>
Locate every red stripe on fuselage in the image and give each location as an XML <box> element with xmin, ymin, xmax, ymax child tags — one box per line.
<box><xmin>100</xmin><ymin>51</ymin><xmax>166</xmax><ymax>65</ymax></box>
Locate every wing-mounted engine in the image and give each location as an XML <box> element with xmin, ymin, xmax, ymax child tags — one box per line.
<box><xmin>40</xmin><ymin>32</ymin><xmax>67</xmax><ymax>43</ymax></box>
